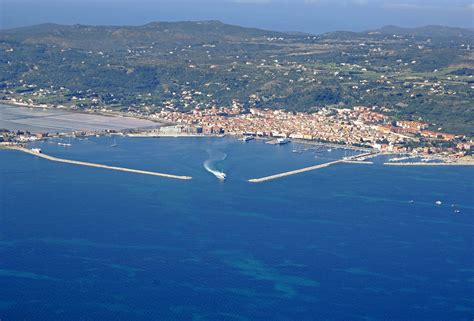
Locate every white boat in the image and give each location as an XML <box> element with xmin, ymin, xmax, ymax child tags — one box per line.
<box><xmin>215</xmin><ymin>172</ymin><xmax>226</xmax><ymax>180</ymax></box>
<box><xmin>277</xmin><ymin>138</ymin><xmax>290</xmax><ymax>145</ymax></box>
<box><xmin>241</xmin><ymin>136</ymin><xmax>254</xmax><ymax>142</ymax></box>
<box><xmin>435</xmin><ymin>201</ymin><xmax>442</xmax><ymax>205</ymax></box>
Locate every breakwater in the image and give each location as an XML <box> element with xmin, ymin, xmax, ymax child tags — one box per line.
<box><xmin>342</xmin><ymin>160</ymin><xmax>374</xmax><ymax>165</ymax></box>
<box><xmin>248</xmin><ymin>152</ymin><xmax>376</xmax><ymax>183</ymax></box>
<box><xmin>4</xmin><ymin>146</ymin><xmax>192</xmax><ymax>180</ymax></box>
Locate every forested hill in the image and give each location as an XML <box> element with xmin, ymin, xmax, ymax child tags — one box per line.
<box><xmin>1</xmin><ymin>21</ymin><xmax>473</xmax><ymax>135</ymax></box>
<box><xmin>0</xmin><ymin>21</ymin><xmax>291</xmax><ymax>50</ymax></box>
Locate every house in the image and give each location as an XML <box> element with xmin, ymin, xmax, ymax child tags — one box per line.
<box><xmin>396</xmin><ymin>121</ymin><xmax>428</xmax><ymax>130</ymax></box>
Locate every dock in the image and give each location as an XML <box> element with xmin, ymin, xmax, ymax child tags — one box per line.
<box><xmin>342</xmin><ymin>160</ymin><xmax>374</xmax><ymax>165</ymax></box>
<box><xmin>4</xmin><ymin>146</ymin><xmax>192</xmax><ymax>180</ymax></box>
<box><xmin>248</xmin><ymin>152</ymin><xmax>376</xmax><ymax>183</ymax></box>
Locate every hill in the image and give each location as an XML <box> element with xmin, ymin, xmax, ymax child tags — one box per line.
<box><xmin>1</xmin><ymin>21</ymin><xmax>473</xmax><ymax>135</ymax></box>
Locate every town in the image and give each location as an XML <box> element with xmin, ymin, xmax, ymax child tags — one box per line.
<box><xmin>1</xmin><ymin>100</ymin><xmax>472</xmax><ymax>162</ymax></box>
<box><xmin>150</xmin><ymin>104</ymin><xmax>472</xmax><ymax>159</ymax></box>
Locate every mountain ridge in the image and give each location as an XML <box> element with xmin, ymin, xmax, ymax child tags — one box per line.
<box><xmin>2</xmin><ymin>20</ymin><xmax>472</xmax><ymax>38</ymax></box>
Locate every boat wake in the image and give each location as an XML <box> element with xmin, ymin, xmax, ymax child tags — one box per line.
<box><xmin>204</xmin><ymin>150</ymin><xmax>227</xmax><ymax>180</ymax></box>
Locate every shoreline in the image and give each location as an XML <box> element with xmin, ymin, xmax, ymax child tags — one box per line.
<box><xmin>290</xmin><ymin>139</ymin><xmax>372</xmax><ymax>152</ymax></box>
<box><xmin>383</xmin><ymin>162</ymin><xmax>474</xmax><ymax>166</ymax></box>
<box><xmin>127</xmin><ymin>133</ymin><xmax>225</xmax><ymax>138</ymax></box>
<box><xmin>1</xmin><ymin>101</ymin><xmax>471</xmax><ymax>164</ymax></box>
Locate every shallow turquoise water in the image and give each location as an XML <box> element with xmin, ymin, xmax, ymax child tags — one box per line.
<box><xmin>1</xmin><ymin>137</ymin><xmax>473</xmax><ymax>320</ymax></box>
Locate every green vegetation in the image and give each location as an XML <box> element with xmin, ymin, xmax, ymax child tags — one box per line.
<box><xmin>1</xmin><ymin>21</ymin><xmax>473</xmax><ymax>135</ymax></box>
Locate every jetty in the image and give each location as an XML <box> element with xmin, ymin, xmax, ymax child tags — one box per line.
<box><xmin>248</xmin><ymin>152</ymin><xmax>376</xmax><ymax>183</ymax></box>
<box><xmin>342</xmin><ymin>160</ymin><xmax>374</xmax><ymax>165</ymax></box>
<box><xmin>4</xmin><ymin>146</ymin><xmax>192</xmax><ymax>180</ymax></box>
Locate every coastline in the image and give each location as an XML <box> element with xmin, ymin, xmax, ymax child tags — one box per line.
<box><xmin>290</xmin><ymin>138</ymin><xmax>372</xmax><ymax>152</ymax></box>
<box><xmin>384</xmin><ymin>161</ymin><xmax>474</xmax><ymax>166</ymax></box>
<box><xmin>126</xmin><ymin>133</ymin><xmax>225</xmax><ymax>138</ymax></box>
<box><xmin>1</xmin><ymin>101</ymin><xmax>472</xmax><ymax>165</ymax></box>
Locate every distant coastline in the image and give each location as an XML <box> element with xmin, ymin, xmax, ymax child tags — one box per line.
<box><xmin>1</xmin><ymin>101</ymin><xmax>473</xmax><ymax>167</ymax></box>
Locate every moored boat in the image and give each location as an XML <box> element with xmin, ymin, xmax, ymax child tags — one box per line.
<box><xmin>277</xmin><ymin>138</ymin><xmax>290</xmax><ymax>145</ymax></box>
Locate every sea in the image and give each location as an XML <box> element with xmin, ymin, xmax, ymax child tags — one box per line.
<box><xmin>0</xmin><ymin>136</ymin><xmax>473</xmax><ymax>321</ymax></box>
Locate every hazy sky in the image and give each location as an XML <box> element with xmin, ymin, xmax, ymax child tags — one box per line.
<box><xmin>1</xmin><ymin>0</ymin><xmax>473</xmax><ymax>33</ymax></box>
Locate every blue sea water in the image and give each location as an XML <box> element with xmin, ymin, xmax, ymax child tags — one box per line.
<box><xmin>0</xmin><ymin>137</ymin><xmax>473</xmax><ymax>321</ymax></box>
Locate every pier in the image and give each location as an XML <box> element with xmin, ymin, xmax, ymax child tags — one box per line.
<box><xmin>4</xmin><ymin>146</ymin><xmax>192</xmax><ymax>180</ymax></box>
<box><xmin>248</xmin><ymin>152</ymin><xmax>376</xmax><ymax>183</ymax></box>
<box><xmin>342</xmin><ymin>160</ymin><xmax>374</xmax><ymax>165</ymax></box>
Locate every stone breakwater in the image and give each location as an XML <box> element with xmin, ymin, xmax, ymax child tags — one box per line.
<box><xmin>3</xmin><ymin>146</ymin><xmax>192</xmax><ymax>180</ymax></box>
<box><xmin>248</xmin><ymin>153</ymin><xmax>376</xmax><ymax>183</ymax></box>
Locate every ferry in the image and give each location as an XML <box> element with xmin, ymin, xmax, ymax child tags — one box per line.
<box><xmin>241</xmin><ymin>136</ymin><xmax>254</xmax><ymax>142</ymax></box>
<box><xmin>277</xmin><ymin>138</ymin><xmax>290</xmax><ymax>145</ymax></box>
<box><xmin>215</xmin><ymin>172</ymin><xmax>227</xmax><ymax>180</ymax></box>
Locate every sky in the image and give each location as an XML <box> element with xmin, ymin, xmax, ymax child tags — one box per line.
<box><xmin>0</xmin><ymin>0</ymin><xmax>473</xmax><ymax>33</ymax></box>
